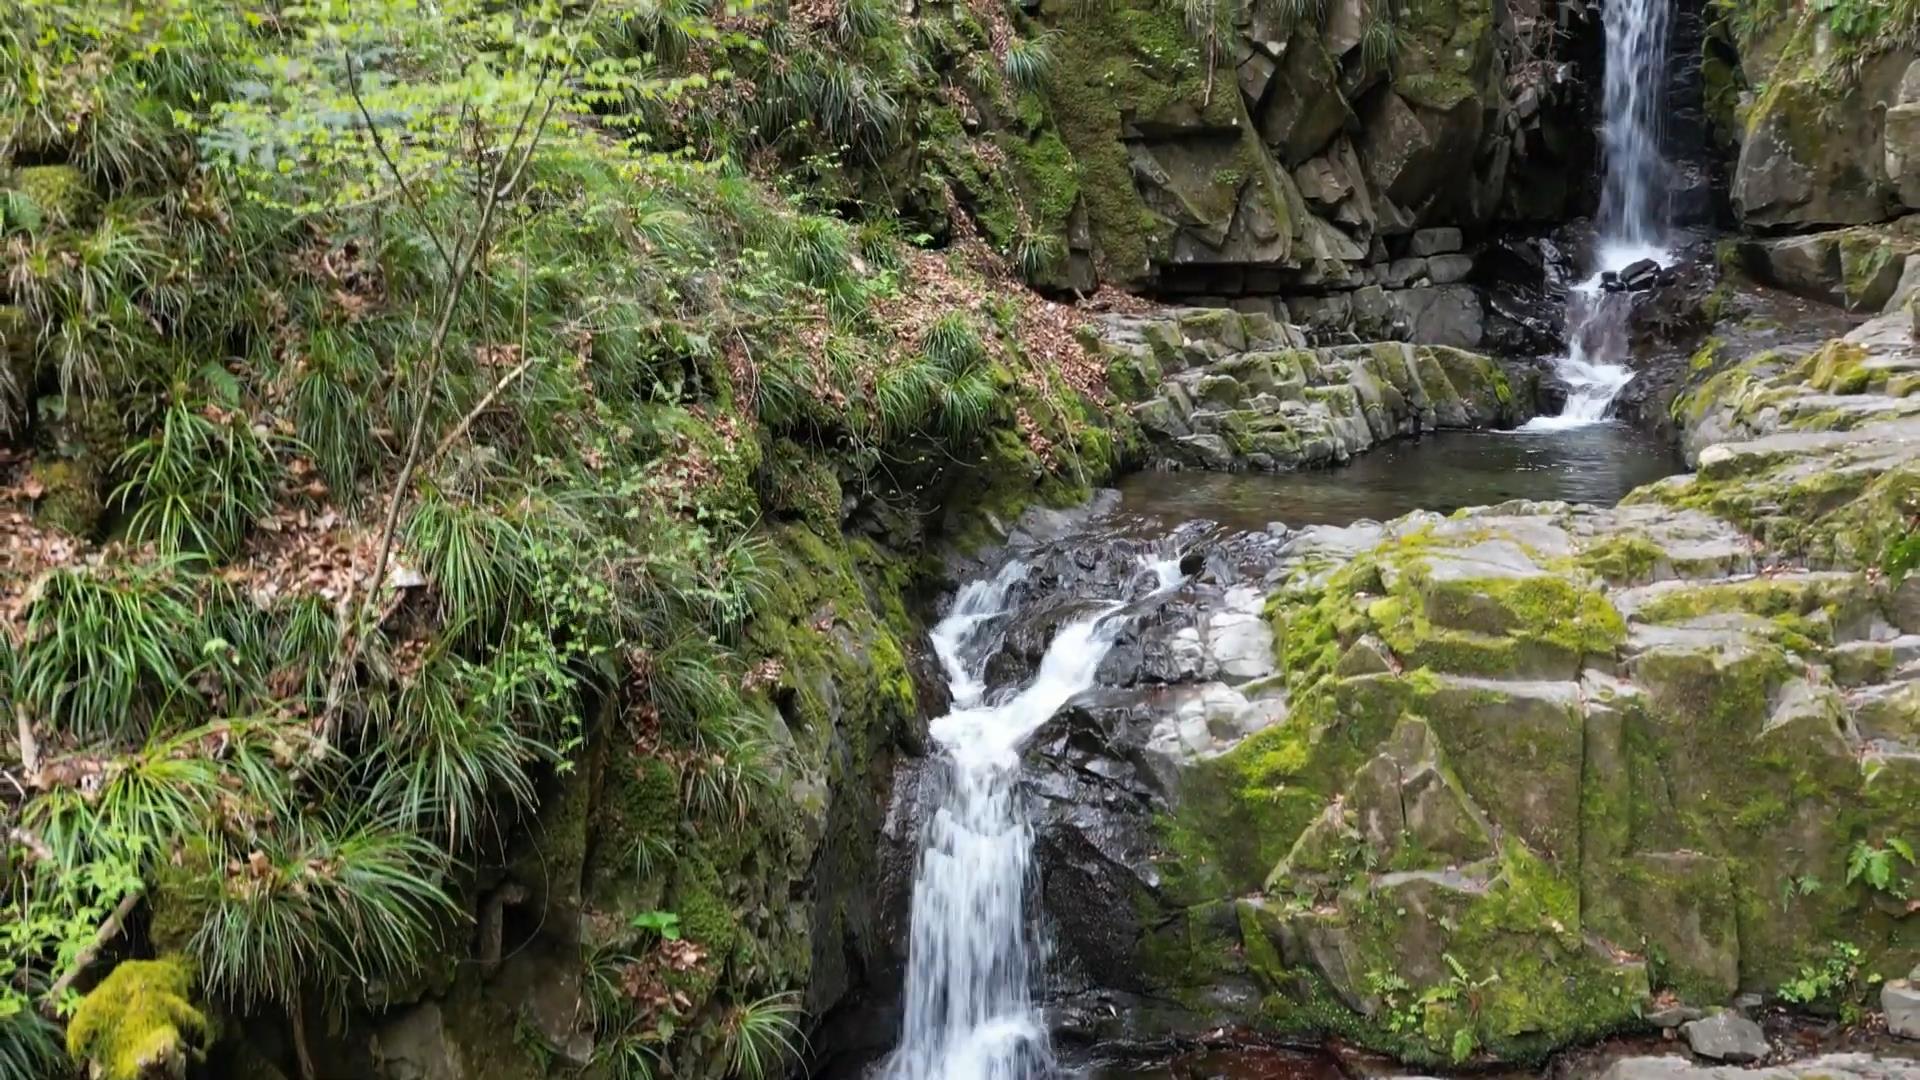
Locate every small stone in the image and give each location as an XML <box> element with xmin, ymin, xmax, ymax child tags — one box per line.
<box><xmin>1680</xmin><ymin>1010</ymin><xmax>1768</xmax><ymax>1063</ymax></box>
<box><xmin>1384</xmin><ymin>256</ymin><xmax>1429</xmax><ymax>288</ymax></box>
<box><xmin>1643</xmin><ymin>1003</ymin><xmax>1706</xmax><ymax>1028</ymax></box>
<box><xmin>1409</xmin><ymin>227</ymin><xmax>1463</xmax><ymax>256</ymax></box>
<box><xmin>1884</xmin><ymin>979</ymin><xmax>1920</xmax><ymax>1040</ymax></box>
<box><xmin>1427</xmin><ymin>253</ymin><xmax>1474</xmax><ymax>285</ymax></box>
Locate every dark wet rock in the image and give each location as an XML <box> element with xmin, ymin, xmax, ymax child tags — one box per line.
<box><xmin>1680</xmin><ymin>1010</ymin><xmax>1770</xmax><ymax>1063</ymax></box>
<box><xmin>1621</xmin><ymin>258</ymin><xmax>1662</xmax><ymax>291</ymax></box>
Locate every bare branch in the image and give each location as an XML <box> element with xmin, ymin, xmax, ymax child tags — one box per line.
<box><xmin>44</xmin><ymin>886</ymin><xmax>144</xmax><ymax>1009</ymax></box>
<box><xmin>429</xmin><ymin>352</ymin><xmax>539</xmax><ymax>464</ymax></box>
<box><xmin>15</xmin><ymin>703</ymin><xmax>40</xmax><ymax>785</ymax></box>
<box><xmin>344</xmin><ymin>51</ymin><xmax>456</xmax><ymax>277</ymax></box>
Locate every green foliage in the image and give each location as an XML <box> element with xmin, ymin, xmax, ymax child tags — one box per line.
<box><xmin>16</xmin><ymin>560</ymin><xmax>197</xmax><ymax>740</ymax></box>
<box><xmin>0</xmin><ymin>1006</ymin><xmax>62</xmax><ymax>1080</ymax></box>
<box><xmin>1777</xmin><ymin>940</ymin><xmax>1877</xmax><ymax>1022</ymax></box>
<box><xmin>1003</xmin><ymin>32</ymin><xmax>1060</xmax><ymax>94</ymax></box>
<box><xmin>112</xmin><ymin>397</ymin><xmax>289</xmax><ymax>562</ymax></box>
<box><xmin>631</xmin><ymin>910</ymin><xmax>684</xmax><ymax>940</ymax></box>
<box><xmin>1846</xmin><ymin>837</ymin><xmax>1916</xmax><ymax>898</ymax></box>
<box><xmin>0</xmin><ymin>0</ymin><xmax>1109</xmax><ymax>1071</ymax></box>
<box><xmin>184</xmin><ymin>807</ymin><xmax>455</xmax><ymax>1012</ymax></box>
<box><xmin>723</xmin><ymin>993</ymin><xmax>805</xmax><ymax>1080</ymax></box>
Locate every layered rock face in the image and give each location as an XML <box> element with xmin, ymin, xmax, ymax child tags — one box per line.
<box><xmin>1031</xmin><ymin>0</ymin><xmax>1587</xmax><ymax>342</ymax></box>
<box><xmin>1088</xmin><ymin>307</ymin><xmax>1534</xmax><ymax>471</ymax></box>
<box><xmin>1712</xmin><ymin>6</ymin><xmax>1920</xmax><ymax>305</ymax></box>
<box><xmin>980</xmin><ymin>306</ymin><xmax>1920</xmax><ymax>1064</ymax></box>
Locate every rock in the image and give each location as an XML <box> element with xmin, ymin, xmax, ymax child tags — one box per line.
<box><xmin>1384</xmin><ymin>256</ymin><xmax>1430</xmax><ymax>287</ymax></box>
<box><xmin>1392</xmin><ymin>285</ymin><xmax>1485</xmax><ymax>348</ymax></box>
<box><xmin>1410</xmin><ymin>227</ymin><xmax>1463</xmax><ymax>256</ymax></box>
<box><xmin>1885</xmin><ymin>978</ymin><xmax>1920</xmax><ymax>1040</ymax></box>
<box><xmin>1599</xmin><ymin>1054</ymin><xmax>1920</xmax><ymax>1080</ymax></box>
<box><xmin>374</xmin><ymin>1004</ymin><xmax>465</xmax><ymax>1080</ymax></box>
<box><xmin>1680</xmin><ymin>1011</ymin><xmax>1769</xmax><ymax>1063</ymax></box>
<box><xmin>1643</xmin><ymin>1003</ymin><xmax>1707</xmax><ymax>1028</ymax></box>
<box><xmin>1620</xmin><ymin>258</ymin><xmax>1661</xmax><ymax>291</ymax></box>
<box><xmin>1427</xmin><ymin>252</ymin><xmax>1474</xmax><ymax>284</ymax></box>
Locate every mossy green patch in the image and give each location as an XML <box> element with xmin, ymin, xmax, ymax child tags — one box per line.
<box><xmin>67</xmin><ymin>957</ymin><xmax>208</xmax><ymax>1080</ymax></box>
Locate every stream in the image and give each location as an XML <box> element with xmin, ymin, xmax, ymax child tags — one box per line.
<box><xmin>873</xmin><ymin>0</ymin><xmax>1707</xmax><ymax>1073</ymax></box>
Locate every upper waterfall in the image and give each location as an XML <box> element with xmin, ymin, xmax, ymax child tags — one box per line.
<box><xmin>1523</xmin><ymin>0</ymin><xmax>1674</xmax><ymax>430</ymax></box>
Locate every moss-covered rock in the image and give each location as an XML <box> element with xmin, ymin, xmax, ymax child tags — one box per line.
<box><xmin>1143</xmin><ymin>424</ymin><xmax>1920</xmax><ymax>1059</ymax></box>
<box><xmin>67</xmin><ymin>957</ymin><xmax>208</xmax><ymax>1080</ymax></box>
<box><xmin>10</xmin><ymin>163</ymin><xmax>98</xmax><ymax>228</ymax></box>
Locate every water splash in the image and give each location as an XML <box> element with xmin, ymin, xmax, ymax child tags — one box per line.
<box><xmin>1524</xmin><ymin>0</ymin><xmax>1672</xmax><ymax>431</ymax></box>
<box><xmin>885</xmin><ymin>555</ymin><xmax>1183</xmax><ymax>1080</ymax></box>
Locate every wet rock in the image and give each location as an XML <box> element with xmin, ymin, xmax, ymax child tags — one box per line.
<box><xmin>373</xmin><ymin>1004</ymin><xmax>464</xmax><ymax>1080</ymax></box>
<box><xmin>1620</xmin><ymin>258</ymin><xmax>1661</xmax><ymax>291</ymax></box>
<box><xmin>1599</xmin><ymin>1054</ymin><xmax>1920</xmax><ymax>1080</ymax></box>
<box><xmin>1642</xmin><ymin>1003</ymin><xmax>1707</xmax><ymax>1029</ymax></box>
<box><xmin>1680</xmin><ymin>1011</ymin><xmax>1769</xmax><ymax>1063</ymax></box>
<box><xmin>1427</xmin><ymin>252</ymin><xmax>1474</xmax><ymax>285</ymax></box>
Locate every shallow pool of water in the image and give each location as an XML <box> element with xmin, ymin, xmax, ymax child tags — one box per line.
<box><xmin>1116</xmin><ymin>423</ymin><xmax>1683</xmax><ymax>532</ymax></box>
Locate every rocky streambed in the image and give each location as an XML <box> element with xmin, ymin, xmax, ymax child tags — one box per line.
<box><xmin>829</xmin><ymin>299</ymin><xmax>1920</xmax><ymax>1078</ymax></box>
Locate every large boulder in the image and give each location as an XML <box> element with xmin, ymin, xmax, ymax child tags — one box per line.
<box><xmin>1721</xmin><ymin>20</ymin><xmax>1918</xmax><ymax>229</ymax></box>
<box><xmin>1088</xmin><ymin>309</ymin><xmax>1527</xmax><ymax>472</ymax></box>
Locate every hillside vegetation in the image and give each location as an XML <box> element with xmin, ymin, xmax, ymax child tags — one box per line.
<box><xmin>0</xmin><ymin>2</ymin><xmax>1121</xmax><ymax>1077</ymax></box>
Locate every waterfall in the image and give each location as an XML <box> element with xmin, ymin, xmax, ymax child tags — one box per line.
<box><xmin>884</xmin><ymin>555</ymin><xmax>1182</xmax><ymax>1080</ymax></box>
<box><xmin>1524</xmin><ymin>0</ymin><xmax>1672</xmax><ymax>431</ymax></box>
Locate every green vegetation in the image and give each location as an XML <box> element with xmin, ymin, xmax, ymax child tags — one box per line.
<box><xmin>0</xmin><ymin>1</ymin><xmax>1115</xmax><ymax>1077</ymax></box>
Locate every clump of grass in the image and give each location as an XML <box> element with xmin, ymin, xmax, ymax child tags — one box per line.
<box><xmin>185</xmin><ymin>807</ymin><xmax>455</xmax><ymax>1013</ymax></box>
<box><xmin>17</xmin><ymin>560</ymin><xmax>199</xmax><ymax>740</ymax></box>
<box><xmin>1003</xmin><ymin>31</ymin><xmax>1060</xmax><ymax>93</ymax></box>
<box><xmin>724</xmin><ymin>992</ymin><xmax>806</xmax><ymax>1080</ymax></box>
<box><xmin>112</xmin><ymin>396</ymin><xmax>287</xmax><ymax>562</ymax></box>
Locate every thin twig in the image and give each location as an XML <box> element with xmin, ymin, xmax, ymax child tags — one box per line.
<box><xmin>344</xmin><ymin>52</ymin><xmax>456</xmax><ymax>278</ymax></box>
<box><xmin>15</xmin><ymin>703</ymin><xmax>40</xmax><ymax>785</ymax></box>
<box><xmin>43</xmin><ymin>887</ymin><xmax>144</xmax><ymax>1008</ymax></box>
<box><xmin>318</xmin><ymin>60</ymin><xmax>567</xmax><ymax>737</ymax></box>
<box><xmin>430</xmin><ymin>353</ymin><xmax>539</xmax><ymax>463</ymax></box>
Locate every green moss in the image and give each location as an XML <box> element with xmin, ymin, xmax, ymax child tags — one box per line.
<box><xmin>1041</xmin><ymin>0</ymin><xmax>1265</xmax><ymax>283</ymax></box>
<box><xmin>67</xmin><ymin>957</ymin><xmax>208</xmax><ymax>1080</ymax></box>
<box><xmin>1575</xmin><ymin>535</ymin><xmax>1666</xmax><ymax>586</ymax></box>
<box><xmin>28</xmin><ymin>456</ymin><xmax>103</xmax><ymax>536</ymax></box>
<box><xmin>757</xmin><ymin>438</ymin><xmax>843</xmax><ymax>529</ymax></box>
<box><xmin>1803</xmin><ymin>340</ymin><xmax>1876</xmax><ymax>395</ymax></box>
<box><xmin>11</xmin><ymin>164</ymin><xmax>96</xmax><ymax>227</ymax></box>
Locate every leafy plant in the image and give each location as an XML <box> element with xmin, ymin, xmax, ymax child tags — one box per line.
<box><xmin>186</xmin><ymin>808</ymin><xmax>455</xmax><ymax>1014</ymax></box>
<box><xmin>1846</xmin><ymin>837</ymin><xmax>1916</xmax><ymax>898</ymax></box>
<box><xmin>630</xmin><ymin>910</ymin><xmax>684</xmax><ymax>940</ymax></box>
<box><xmin>112</xmin><ymin>396</ymin><xmax>288</xmax><ymax>561</ymax></box>
<box><xmin>1777</xmin><ymin>940</ymin><xmax>1876</xmax><ymax>1023</ymax></box>
<box><xmin>16</xmin><ymin>560</ymin><xmax>198</xmax><ymax>739</ymax></box>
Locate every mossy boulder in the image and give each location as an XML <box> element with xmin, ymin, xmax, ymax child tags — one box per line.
<box><xmin>10</xmin><ymin>164</ymin><xmax>98</xmax><ymax>228</ymax></box>
<box><xmin>67</xmin><ymin>957</ymin><xmax>209</xmax><ymax>1080</ymax></box>
<box><xmin>1140</xmin><ymin>462</ymin><xmax>1920</xmax><ymax>1062</ymax></box>
<box><xmin>28</xmin><ymin>456</ymin><xmax>104</xmax><ymax>536</ymax></box>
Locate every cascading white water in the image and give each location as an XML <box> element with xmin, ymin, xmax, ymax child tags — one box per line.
<box><xmin>884</xmin><ymin>555</ymin><xmax>1182</xmax><ymax>1080</ymax></box>
<box><xmin>1523</xmin><ymin>0</ymin><xmax>1673</xmax><ymax>431</ymax></box>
